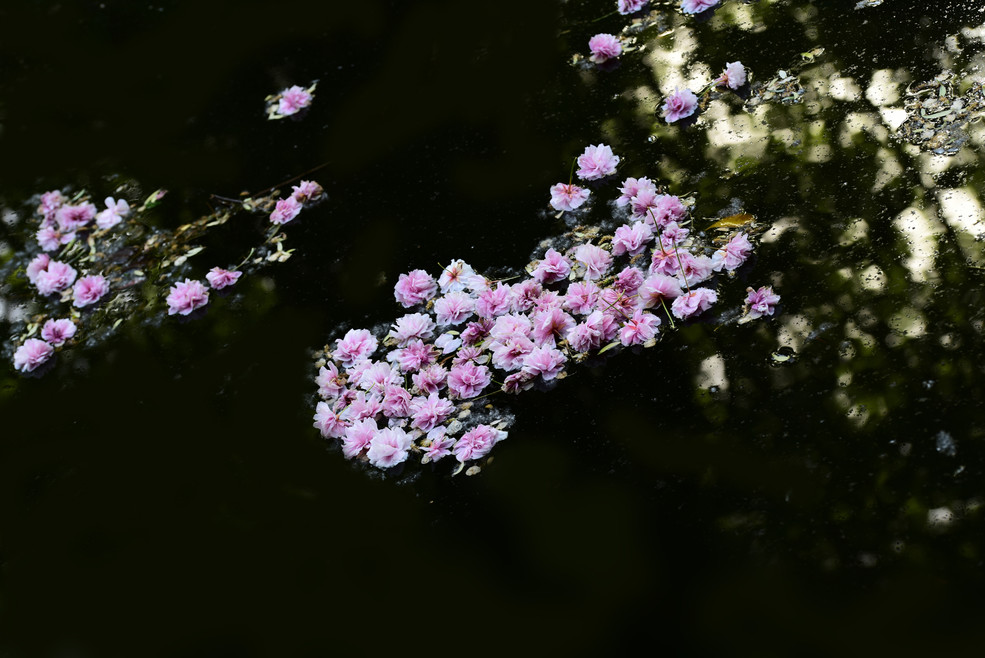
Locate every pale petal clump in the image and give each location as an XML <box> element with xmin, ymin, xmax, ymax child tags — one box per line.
<box><xmin>576</xmin><ymin>144</ymin><xmax>620</xmax><ymax>180</ymax></box>
<box><xmin>277</xmin><ymin>85</ymin><xmax>313</xmax><ymax>116</ymax></box>
<box><xmin>422</xmin><ymin>427</ymin><xmax>456</xmax><ymax>463</ymax></box>
<box><xmin>367</xmin><ymin>427</ymin><xmax>412</xmax><ymax>469</ymax></box>
<box><xmin>290</xmin><ymin>180</ymin><xmax>323</xmax><ymax>203</ymax></box>
<box><xmin>335</xmin><ymin>328</ymin><xmax>378</xmax><ymax>368</ymax></box>
<box><xmin>711</xmin><ymin>233</ymin><xmax>753</xmax><ymax>272</ymax></box>
<box><xmin>341</xmin><ymin>418</ymin><xmax>377</xmax><ymax>459</ymax></box>
<box><xmin>617</xmin><ymin>0</ymin><xmax>648</xmax><ymax>14</ymax></box>
<box><xmin>166</xmin><ymin>279</ymin><xmax>210</xmax><ymax>316</ymax></box>
<box><xmin>13</xmin><ymin>338</ymin><xmax>54</xmax><ymax>373</ymax></box>
<box><xmin>38</xmin><ymin>190</ymin><xmax>67</xmax><ymax>219</ymax></box>
<box><xmin>616</xmin><ymin>177</ymin><xmax>654</xmax><ymax>208</ymax></box>
<box><xmin>409</xmin><ymin>392</ymin><xmax>455</xmax><ymax>432</ymax></box>
<box><xmin>96</xmin><ymin>197</ymin><xmax>130</xmax><ymax>230</ymax></box>
<box><xmin>521</xmin><ymin>345</ymin><xmax>567</xmax><ymax>381</ymax></box>
<box><xmin>314</xmin><ymin>401</ymin><xmax>349</xmax><ymax>439</ymax></box>
<box><xmin>638</xmin><ymin>273</ymin><xmax>682</xmax><ymax>308</ymax></box>
<box><xmin>612</xmin><ymin>221</ymin><xmax>654</xmax><ymax>257</ymax></box>
<box><xmin>447</xmin><ymin>361</ymin><xmax>491</xmax><ymax>399</ymax></box>
<box><xmin>72</xmin><ymin>274</ymin><xmax>110</xmax><ymax>308</ymax></box>
<box><xmin>269</xmin><ymin>196</ymin><xmax>302</xmax><ymax>225</ymax></box>
<box><xmin>36</xmin><ymin>226</ymin><xmax>73</xmax><ymax>252</ymax></box>
<box><xmin>645</xmin><ymin>194</ymin><xmax>688</xmax><ymax>229</ymax></box>
<box><xmin>40</xmin><ymin>318</ymin><xmax>77</xmax><ymax>346</ymax></box>
<box><xmin>433</xmin><ymin>291</ymin><xmax>476</xmax><ymax>326</ymax></box>
<box><xmin>716</xmin><ymin>61</ymin><xmax>747</xmax><ymax>90</ymax></box>
<box><xmin>588</xmin><ymin>33</ymin><xmax>622</xmax><ymax>64</ymax></box>
<box><xmin>453</xmin><ymin>424</ymin><xmax>507</xmax><ymax>463</ymax></box>
<box><xmin>394</xmin><ymin>269</ymin><xmax>438</xmax><ymax>307</ymax></box>
<box><xmin>532</xmin><ymin>248</ymin><xmax>572</xmax><ymax>285</ymax></box>
<box><xmin>389</xmin><ymin>313</ymin><xmax>436</xmax><ymax>346</ymax></box>
<box><xmin>620</xmin><ymin>310</ymin><xmax>661</xmax><ymax>346</ymax></box>
<box><xmin>316</xmin><ymin>362</ymin><xmax>346</xmax><ymax>400</ymax></box>
<box><xmin>744</xmin><ymin>286</ymin><xmax>781</xmax><ymax>319</ymax></box>
<box><xmin>662</xmin><ymin>88</ymin><xmax>699</xmax><ymax>123</ymax></box>
<box><xmin>475</xmin><ymin>283</ymin><xmax>513</xmax><ymax>319</ymax></box>
<box><xmin>671</xmin><ymin>287</ymin><xmax>719</xmax><ymax>319</ymax></box>
<box><xmin>549</xmin><ymin>183</ymin><xmax>591</xmax><ymax>211</ymax></box>
<box><xmin>55</xmin><ymin>202</ymin><xmax>97</xmax><ymax>232</ymax></box>
<box><xmin>34</xmin><ymin>260</ymin><xmax>77</xmax><ymax>295</ymax></box>
<box><xmin>438</xmin><ymin>260</ymin><xmax>485</xmax><ymax>294</ymax></box>
<box><xmin>26</xmin><ymin>253</ymin><xmax>51</xmax><ymax>284</ymax></box>
<box><xmin>573</xmin><ymin>243</ymin><xmax>613</xmax><ymax>280</ymax></box>
<box><xmin>205</xmin><ymin>267</ymin><xmax>243</xmax><ymax>290</ymax></box>
<box><xmin>680</xmin><ymin>0</ymin><xmax>720</xmax><ymax>14</ymax></box>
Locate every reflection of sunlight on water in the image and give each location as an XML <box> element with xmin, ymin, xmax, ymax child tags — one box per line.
<box><xmin>865</xmin><ymin>68</ymin><xmax>903</xmax><ymax>107</ymax></box>
<box><xmin>777</xmin><ymin>313</ymin><xmax>812</xmax><ymax>352</ymax></box>
<box><xmin>644</xmin><ymin>25</ymin><xmax>701</xmax><ymax>92</ymax></box>
<box><xmin>893</xmin><ymin>206</ymin><xmax>943</xmax><ymax>283</ymax></box>
<box><xmin>696</xmin><ymin>353</ymin><xmax>728</xmax><ymax>392</ymax></box>
<box><xmin>871</xmin><ymin>147</ymin><xmax>903</xmax><ymax>191</ymax></box>
<box><xmin>858</xmin><ymin>264</ymin><xmax>887</xmax><ymax>292</ymax></box>
<box><xmin>889</xmin><ymin>307</ymin><xmax>927</xmax><ymax>340</ymax></box>
<box><xmin>828</xmin><ymin>75</ymin><xmax>862</xmax><ymax>102</ymax></box>
<box><xmin>936</xmin><ymin>186</ymin><xmax>985</xmax><ymax>263</ymax></box>
<box><xmin>703</xmin><ymin>101</ymin><xmax>768</xmax><ymax>164</ymax></box>
<box><xmin>760</xmin><ymin>216</ymin><xmax>798</xmax><ymax>244</ymax></box>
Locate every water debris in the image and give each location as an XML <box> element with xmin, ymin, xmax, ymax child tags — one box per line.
<box><xmin>854</xmin><ymin>0</ymin><xmax>884</xmax><ymax>8</ymax></box>
<box><xmin>744</xmin><ymin>48</ymin><xmax>823</xmax><ymax>111</ymax></box>
<box><xmin>935</xmin><ymin>430</ymin><xmax>957</xmax><ymax>457</ymax></box>
<box><xmin>897</xmin><ymin>71</ymin><xmax>985</xmax><ymax>156</ymax></box>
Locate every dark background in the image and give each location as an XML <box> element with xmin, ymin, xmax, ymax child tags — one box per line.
<box><xmin>3</xmin><ymin>1</ymin><xmax>985</xmax><ymax>656</ymax></box>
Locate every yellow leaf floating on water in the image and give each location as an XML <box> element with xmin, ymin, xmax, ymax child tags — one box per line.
<box><xmin>707</xmin><ymin>213</ymin><xmax>756</xmax><ymax>231</ymax></box>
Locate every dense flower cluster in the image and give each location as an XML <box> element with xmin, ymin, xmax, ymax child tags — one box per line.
<box><xmin>315</xmin><ymin>143</ymin><xmax>777</xmax><ymax>473</ymax></box>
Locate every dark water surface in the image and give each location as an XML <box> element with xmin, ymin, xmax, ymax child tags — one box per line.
<box><xmin>3</xmin><ymin>0</ymin><xmax>985</xmax><ymax>655</ymax></box>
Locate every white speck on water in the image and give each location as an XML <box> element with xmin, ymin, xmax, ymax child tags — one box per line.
<box><xmin>936</xmin><ymin>430</ymin><xmax>957</xmax><ymax>456</ymax></box>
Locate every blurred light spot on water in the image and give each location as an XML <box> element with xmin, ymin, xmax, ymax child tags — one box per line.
<box><xmin>871</xmin><ymin>147</ymin><xmax>903</xmax><ymax>191</ymax></box>
<box><xmin>936</xmin><ymin>186</ymin><xmax>985</xmax><ymax>263</ymax></box>
<box><xmin>889</xmin><ymin>307</ymin><xmax>927</xmax><ymax>339</ymax></box>
<box><xmin>859</xmin><ymin>264</ymin><xmax>887</xmax><ymax>292</ymax></box>
<box><xmin>935</xmin><ymin>430</ymin><xmax>957</xmax><ymax>456</ymax></box>
<box><xmin>2</xmin><ymin>208</ymin><xmax>17</xmax><ymax>226</ymax></box>
<box><xmin>760</xmin><ymin>216</ymin><xmax>798</xmax><ymax>244</ymax></box>
<box><xmin>893</xmin><ymin>206</ymin><xmax>943</xmax><ymax>283</ymax></box>
<box><xmin>829</xmin><ymin>75</ymin><xmax>863</xmax><ymax>102</ymax></box>
<box><xmin>927</xmin><ymin>506</ymin><xmax>954</xmax><ymax>529</ymax></box>
<box><xmin>866</xmin><ymin>68</ymin><xmax>903</xmax><ymax>106</ymax></box>
<box><xmin>644</xmin><ymin>26</ymin><xmax>699</xmax><ymax>91</ymax></box>
<box><xmin>696</xmin><ymin>353</ymin><xmax>728</xmax><ymax>392</ymax></box>
<box><xmin>777</xmin><ymin>313</ymin><xmax>812</xmax><ymax>352</ymax></box>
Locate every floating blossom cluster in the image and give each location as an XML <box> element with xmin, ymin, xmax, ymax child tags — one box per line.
<box><xmin>680</xmin><ymin>0</ymin><xmax>720</xmax><ymax>14</ymax></box>
<box><xmin>265</xmin><ymin>82</ymin><xmax>317</xmax><ymax>119</ymax></box>
<box><xmin>5</xmin><ymin>180</ymin><xmax>325</xmax><ymax>375</ymax></box>
<box><xmin>548</xmin><ymin>143</ymin><xmax>620</xmax><ymax>212</ymax></box>
<box><xmin>315</xmin><ymin>150</ymin><xmax>777</xmax><ymax>474</ymax></box>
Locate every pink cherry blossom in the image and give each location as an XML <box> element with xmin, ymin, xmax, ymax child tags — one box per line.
<box><xmin>269</xmin><ymin>196</ymin><xmax>302</xmax><ymax>224</ymax></box>
<box><xmin>434</xmin><ymin>291</ymin><xmax>476</xmax><ymax>326</ymax></box>
<box><xmin>277</xmin><ymin>85</ymin><xmax>313</xmax><ymax>116</ymax></box>
<box><xmin>521</xmin><ymin>346</ymin><xmax>567</xmax><ymax>381</ymax></box>
<box><xmin>95</xmin><ymin>197</ymin><xmax>130</xmax><ymax>229</ymax></box>
<box><xmin>314</xmin><ymin>401</ymin><xmax>348</xmax><ymax>439</ymax></box>
<box><xmin>26</xmin><ymin>253</ymin><xmax>51</xmax><ymax>284</ymax></box>
<box><xmin>564</xmin><ymin>280</ymin><xmax>601</xmax><ymax>315</ymax></box>
<box><xmin>662</xmin><ymin>88</ymin><xmax>699</xmax><ymax>123</ymax></box>
<box><xmin>205</xmin><ymin>267</ymin><xmax>242</xmax><ymax>290</ymax></box>
<box><xmin>616</xmin><ymin>176</ymin><xmax>654</xmax><ymax>208</ymax></box>
<box><xmin>316</xmin><ymin>362</ymin><xmax>347</xmax><ymax>400</ymax></box>
<box><xmin>34</xmin><ymin>260</ymin><xmax>77</xmax><ymax>295</ymax></box>
<box><xmin>744</xmin><ymin>286</ymin><xmax>781</xmax><ymax>319</ymax></box>
<box><xmin>55</xmin><ymin>202</ymin><xmax>97</xmax><ymax>232</ymax></box>
<box><xmin>573</xmin><ymin>243</ymin><xmax>613</xmax><ymax>280</ymax></box>
<box><xmin>532</xmin><ymin>248</ymin><xmax>572</xmax><ymax>285</ymax></box>
<box><xmin>617</xmin><ymin>0</ymin><xmax>648</xmax><ymax>14</ymax></box>
<box><xmin>566</xmin><ymin>312</ymin><xmax>605</xmax><ymax>352</ymax></box>
<box><xmin>382</xmin><ymin>384</ymin><xmax>413</xmax><ymax>418</ymax></box>
<box><xmin>409</xmin><ymin>392</ymin><xmax>455</xmax><ymax>432</ymax></box>
<box><xmin>367</xmin><ymin>427</ymin><xmax>412</xmax><ymax>469</ymax></box>
<box><xmin>620</xmin><ymin>310</ymin><xmax>661</xmax><ymax>346</ymax></box>
<box><xmin>531</xmin><ymin>306</ymin><xmax>575</xmax><ymax>346</ymax></box>
<box><xmin>597</xmin><ymin>287</ymin><xmax>638</xmax><ymax>320</ymax></box>
<box><xmin>711</xmin><ymin>233</ymin><xmax>753</xmax><ymax>272</ymax></box>
<box><xmin>671</xmin><ymin>287</ymin><xmax>719</xmax><ymax>319</ymax></box>
<box><xmin>614</xmin><ymin>267</ymin><xmax>645</xmax><ymax>295</ymax></box>
<box><xmin>675</xmin><ymin>251</ymin><xmax>715</xmax><ymax>287</ymax></box>
<box><xmin>38</xmin><ymin>190</ymin><xmax>67</xmax><ymax>219</ymax></box>
<box><xmin>387</xmin><ymin>339</ymin><xmax>436</xmax><ymax>373</ymax></box>
<box><xmin>681</xmin><ymin>0</ymin><xmax>720</xmax><ymax>15</ymax></box>
<box><xmin>660</xmin><ymin>221</ymin><xmax>690</xmax><ymax>249</ymax></box>
<box><xmin>389</xmin><ymin>313</ymin><xmax>436</xmax><ymax>346</ymax></box>
<box><xmin>335</xmin><ymin>328</ymin><xmax>378</xmax><ymax>368</ymax></box>
<box><xmin>490</xmin><ymin>333</ymin><xmax>535</xmax><ymax>371</ymax></box>
<box><xmin>549</xmin><ymin>183</ymin><xmax>591</xmax><ymax>212</ymax></box>
<box><xmin>475</xmin><ymin>282</ymin><xmax>513</xmax><ymax>319</ymax></box>
<box><xmin>638</xmin><ymin>273</ymin><xmax>683</xmax><ymax>308</ymax></box>
<box><xmin>453</xmin><ymin>424</ymin><xmax>506</xmax><ymax>463</ymax></box>
<box><xmin>576</xmin><ymin>144</ymin><xmax>620</xmax><ymax>180</ymax></box>
<box><xmin>290</xmin><ymin>180</ymin><xmax>323</xmax><ymax>203</ymax></box>
<box><xmin>422</xmin><ymin>427</ymin><xmax>456</xmax><ymax>463</ymax></box>
<box><xmin>510</xmin><ymin>279</ymin><xmax>543</xmax><ymax>312</ymax></box>
<box><xmin>412</xmin><ymin>364</ymin><xmax>448</xmax><ymax>394</ymax></box>
<box><xmin>13</xmin><ymin>338</ymin><xmax>54</xmax><ymax>373</ymax></box>
<box><xmin>588</xmin><ymin>33</ymin><xmax>622</xmax><ymax>64</ymax></box>
<box><xmin>394</xmin><ymin>269</ymin><xmax>438</xmax><ymax>307</ymax></box>
<box><xmin>612</xmin><ymin>221</ymin><xmax>654</xmax><ymax>257</ymax></box>
<box><xmin>342</xmin><ymin>392</ymin><xmax>384</xmax><ymax>422</ymax></box>
<box><xmin>72</xmin><ymin>274</ymin><xmax>109</xmax><ymax>308</ymax></box>
<box><xmin>438</xmin><ymin>260</ymin><xmax>484</xmax><ymax>293</ymax></box>
<box><xmin>341</xmin><ymin>418</ymin><xmax>377</xmax><ymax>459</ymax></box>
<box><xmin>461</xmin><ymin>319</ymin><xmax>493</xmax><ymax>345</ymax></box>
<box><xmin>434</xmin><ymin>332</ymin><xmax>462</xmax><ymax>354</ymax></box>
<box><xmin>36</xmin><ymin>226</ymin><xmax>73</xmax><ymax>252</ymax></box>
<box><xmin>645</xmin><ymin>194</ymin><xmax>688</xmax><ymax>228</ymax></box>
<box><xmin>447</xmin><ymin>361</ymin><xmax>491</xmax><ymax>399</ymax></box>
<box><xmin>489</xmin><ymin>313</ymin><xmax>533</xmax><ymax>341</ymax></box>
<box><xmin>166</xmin><ymin>279</ymin><xmax>209</xmax><ymax>316</ymax></box>
<box><xmin>716</xmin><ymin>61</ymin><xmax>747</xmax><ymax>89</ymax></box>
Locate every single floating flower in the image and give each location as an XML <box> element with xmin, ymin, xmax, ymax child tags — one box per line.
<box><xmin>671</xmin><ymin>287</ymin><xmax>719</xmax><ymax>319</ymax></box>
<box><xmin>267</xmin><ymin>83</ymin><xmax>316</xmax><ymax>119</ymax></box>
<box><xmin>617</xmin><ymin>0</ymin><xmax>649</xmax><ymax>14</ymax></box>
<box><xmin>205</xmin><ymin>267</ymin><xmax>243</xmax><ymax>290</ymax></box>
<box><xmin>394</xmin><ymin>269</ymin><xmax>438</xmax><ymax>307</ymax></box>
<box><xmin>290</xmin><ymin>180</ymin><xmax>324</xmax><ymax>203</ymax></box>
<box><xmin>680</xmin><ymin>0</ymin><xmax>720</xmax><ymax>14</ymax></box>
<box><xmin>549</xmin><ymin>182</ymin><xmax>590</xmax><ymax>212</ymax></box>
<box><xmin>34</xmin><ymin>260</ymin><xmax>77</xmax><ymax>296</ymax></box>
<box><xmin>13</xmin><ymin>338</ymin><xmax>54</xmax><ymax>373</ymax></box>
<box><xmin>576</xmin><ymin>144</ymin><xmax>620</xmax><ymax>180</ymax></box>
<box><xmin>715</xmin><ymin>61</ymin><xmax>747</xmax><ymax>90</ymax></box>
<box><xmin>269</xmin><ymin>196</ymin><xmax>302</xmax><ymax>225</ymax></box>
<box><xmin>41</xmin><ymin>318</ymin><xmax>77</xmax><ymax>346</ymax></box>
<box><xmin>661</xmin><ymin>88</ymin><xmax>699</xmax><ymax>123</ymax></box>
<box><xmin>96</xmin><ymin>197</ymin><xmax>130</xmax><ymax>230</ymax></box>
<box><xmin>743</xmin><ymin>286</ymin><xmax>780</xmax><ymax>320</ymax></box>
<box><xmin>588</xmin><ymin>33</ymin><xmax>622</xmax><ymax>64</ymax></box>
<box><xmin>72</xmin><ymin>274</ymin><xmax>110</xmax><ymax>308</ymax></box>
<box><xmin>166</xmin><ymin>279</ymin><xmax>210</xmax><ymax>316</ymax></box>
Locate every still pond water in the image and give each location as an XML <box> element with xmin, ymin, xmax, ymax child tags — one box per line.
<box><xmin>2</xmin><ymin>0</ymin><xmax>985</xmax><ymax>655</ymax></box>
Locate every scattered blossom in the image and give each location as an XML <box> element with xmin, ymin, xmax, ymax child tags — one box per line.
<box><xmin>34</xmin><ymin>260</ymin><xmax>77</xmax><ymax>296</ymax></box>
<box><xmin>269</xmin><ymin>196</ymin><xmax>302</xmax><ymax>225</ymax></box>
<box><xmin>453</xmin><ymin>425</ymin><xmax>506</xmax><ymax>463</ymax></box>
<box><xmin>716</xmin><ymin>61</ymin><xmax>747</xmax><ymax>90</ymax></box>
<box><xmin>521</xmin><ymin>346</ymin><xmax>567</xmax><ymax>381</ymax></box>
<box><xmin>671</xmin><ymin>287</ymin><xmax>719</xmax><ymax>319</ymax></box>
<box><xmin>612</xmin><ymin>222</ymin><xmax>654</xmax><ymax>257</ymax></box>
<box><xmin>617</xmin><ymin>0</ymin><xmax>648</xmax><ymax>14</ymax></box>
<box><xmin>681</xmin><ymin>0</ymin><xmax>720</xmax><ymax>14</ymax></box>
<box><xmin>447</xmin><ymin>361</ymin><xmax>491</xmax><ymax>399</ymax></box>
<box><xmin>744</xmin><ymin>286</ymin><xmax>780</xmax><ymax>319</ymax></box>
<box><xmin>96</xmin><ymin>197</ymin><xmax>130</xmax><ymax>229</ymax></box>
<box><xmin>573</xmin><ymin>243</ymin><xmax>613</xmax><ymax>280</ymax></box>
<box><xmin>394</xmin><ymin>269</ymin><xmax>438</xmax><ymax>307</ymax></box>
<box><xmin>549</xmin><ymin>183</ymin><xmax>591</xmax><ymax>211</ymax></box>
<box><xmin>532</xmin><ymin>248</ymin><xmax>572</xmax><ymax>284</ymax></box>
<box><xmin>711</xmin><ymin>233</ymin><xmax>753</xmax><ymax>272</ymax></box>
<box><xmin>206</xmin><ymin>267</ymin><xmax>242</xmax><ymax>290</ymax></box>
<box><xmin>588</xmin><ymin>34</ymin><xmax>622</xmax><ymax>64</ymax></box>
<box><xmin>55</xmin><ymin>202</ymin><xmax>97</xmax><ymax>232</ymax></box>
<box><xmin>166</xmin><ymin>279</ymin><xmax>210</xmax><ymax>316</ymax></box>
<box><xmin>314</xmin><ymin>401</ymin><xmax>348</xmax><ymax>439</ymax></box>
<box><xmin>13</xmin><ymin>339</ymin><xmax>54</xmax><ymax>373</ymax></box>
<box><xmin>576</xmin><ymin>144</ymin><xmax>620</xmax><ymax>180</ymax></box>
<box><xmin>72</xmin><ymin>274</ymin><xmax>110</xmax><ymax>308</ymax></box>
<box><xmin>620</xmin><ymin>310</ymin><xmax>661</xmax><ymax>346</ymax></box>
<box><xmin>277</xmin><ymin>85</ymin><xmax>313</xmax><ymax>116</ymax></box>
<box><xmin>662</xmin><ymin>88</ymin><xmax>699</xmax><ymax>123</ymax></box>
<box><xmin>367</xmin><ymin>427</ymin><xmax>412</xmax><ymax>469</ymax></box>
<box><xmin>290</xmin><ymin>180</ymin><xmax>323</xmax><ymax>203</ymax></box>
<box><xmin>26</xmin><ymin>253</ymin><xmax>51</xmax><ymax>284</ymax></box>
<box><xmin>335</xmin><ymin>329</ymin><xmax>378</xmax><ymax>367</ymax></box>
